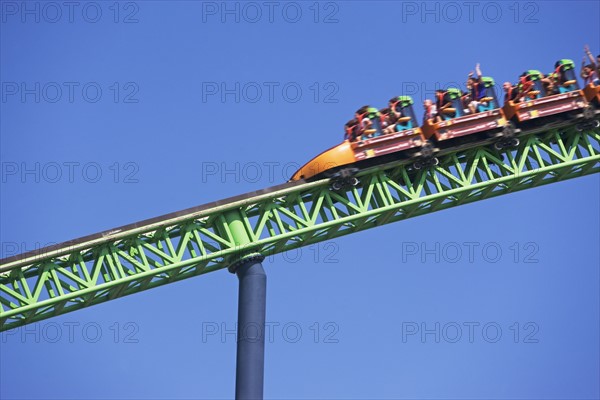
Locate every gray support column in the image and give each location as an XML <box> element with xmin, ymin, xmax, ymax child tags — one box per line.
<box><xmin>229</xmin><ymin>255</ymin><xmax>266</xmax><ymax>400</ymax></box>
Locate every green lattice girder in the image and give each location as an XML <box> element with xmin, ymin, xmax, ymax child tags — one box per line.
<box><xmin>1</xmin><ymin>126</ymin><xmax>599</xmax><ymax>331</ymax></box>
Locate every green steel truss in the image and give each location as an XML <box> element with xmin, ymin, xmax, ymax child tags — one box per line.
<box><xmin>1</xmin><ymin>126</ymin><xmax>599</xmax><ymax>331</ymax></box>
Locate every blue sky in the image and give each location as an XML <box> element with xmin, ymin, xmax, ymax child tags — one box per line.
<box><xmin>1</xmin><ymin>1</ymin><xmax>599</xmax><ymax>399</ymax></box>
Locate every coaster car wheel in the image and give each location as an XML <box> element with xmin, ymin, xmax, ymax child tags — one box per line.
<box><xmin>576</xmin><ymin>118</ymin><xmax>600</xmax><ymax>131</ymax></box>
<box><xmin>329</xmin><ymin>168</ymin><xmax>359</xmax><ymax>191</ymax></box>
<box><xmin>331</xmin><ymin>181</ymin><xmax>343</xmax><ymax>191</ymax></box>
<box><xmin>494</xmin><ymin>136</ymin><xmax>519</xmax><ymax>151</ymax></box>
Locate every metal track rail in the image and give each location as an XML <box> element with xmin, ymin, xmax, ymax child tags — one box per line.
<box><xmin>1</xmin><ymin>126</ymin><xmax>598</xmax><ymax>331</ymax></box>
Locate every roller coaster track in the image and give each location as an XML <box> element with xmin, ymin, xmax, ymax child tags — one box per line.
<box><xmin>1</xmin><ymin>125</ymin><xmax>599</xmax><ymax>331</ymax></box>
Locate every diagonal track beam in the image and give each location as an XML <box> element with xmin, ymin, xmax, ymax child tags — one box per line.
<box><xmin>1</xmin><ymin>127</ymin><xmax>599</xmax><ymax>331</ymax></box>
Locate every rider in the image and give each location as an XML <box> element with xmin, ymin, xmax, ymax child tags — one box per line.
<box><xmin>543</xmin><ymin>71</ymin><xmax>558</xmax><ymax>95</ymax></box>
<box><xmin>581</xmin><ymin>63</ymin><xmax>600</xmax><ymax>85</ymax></box>
<box><xmin>466</xmin><ymin>63</ymin><xmax>485</xmax><ymax>114</ymax></box>
<box><xmin>354</xmin><ymin>105</ymin><xmax>372</xmax><ymax>138</ymax></box>
<box><xmin>344</xmin><ymin>119</ymin><xmax>359</xmax><ymax>141</ymax></box>
<box><xmin>379</xmin><ymin>107</ymin><xmax>391</xmax><ymax>132</ymax></box>
<box><xmin>434</xmin><ymin>89</ymin><xmax>448</xmax><ymax>122</ymax></box>
<box><xmin>502</xmin><ymin>81</ymin><xmax>518</xmax><ymax>104</ymax></box>
<box><xmin>423</xmin><ymin>99</ymin><xmax>437</xmax><ymax>122</ymax></box>
<box><xmin>384</xmin><ymin>97</ymin><xmax>404</xmax><ymax>134</ymax></box>
<box><xmin>517</xmin><ymin>72</ymin><xmax>535</xmax><ymax>102</ymax></box>
<box><xmin>582</xmin><ymin>44</ymin><xmax>600</xmax><ymax>80</ymax></box>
